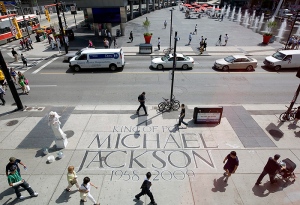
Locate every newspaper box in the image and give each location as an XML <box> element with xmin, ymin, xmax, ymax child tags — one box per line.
<box><xmin>193</xmin><ymin>107</ymin><xmax>223</xmax><ymax>124</ymax></box>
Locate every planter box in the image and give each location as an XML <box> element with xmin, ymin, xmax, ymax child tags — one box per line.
<box><xmin>263</xmin><ymin>35</ymin><xmax>272</xmax><ymax>44</ymax></box>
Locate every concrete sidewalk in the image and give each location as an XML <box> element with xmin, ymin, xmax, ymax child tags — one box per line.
<box><xmin>0</xmin><ymin>103</ymin><xmax>300</xmax><ymax>205</ymax></box>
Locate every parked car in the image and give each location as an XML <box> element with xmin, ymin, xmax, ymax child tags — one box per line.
<box><xmin>65</xmin><ymin>28</ymin><xmax>74</xmax><ymax>40</ymax></box>
<box><xmin>214</xmin><ymin>55</ymin><xmax>257</xmax><ymax>71</ymax></box>
<box><xmin>64</xmin><ymin>47</ymin><xmax>95</xmax><ymax>62</ymax></box>
<box><xmin>151</xmin><ymin>53</ymin><xmax>194</xmax><ymax>70</ymax></box>
<box><xmin>263</xmin><ymin>50</ymin><xmax>300</xmax><ymax>71</ymax></box>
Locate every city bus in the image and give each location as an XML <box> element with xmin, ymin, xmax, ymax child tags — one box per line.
<box><xmin>0</xmin><ymin>14</ymin><xmax>40</xmax><ymax>43</ymax></box>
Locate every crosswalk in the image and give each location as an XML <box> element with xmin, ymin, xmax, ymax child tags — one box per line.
<box><xmin>6</xmin><ymin>55</ymin><xmax>44</xmax><ymax>73</ymax></box>
<box><xmin>0</xmin><ymin>44</ymin><xmax>19</xmax><ymax>51</ymax></box>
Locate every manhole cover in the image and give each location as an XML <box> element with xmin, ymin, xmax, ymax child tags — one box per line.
<box><xmin>6</xmin><ymin>120</ymin><xmax>19</xmax><ymax>126</ymax></box>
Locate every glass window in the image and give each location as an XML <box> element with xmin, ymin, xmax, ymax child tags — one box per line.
<box><xmin>177</xmin><ymin>57</ymin><xmax>185</xmax><ymax>61</ymax></box>
<box><xmin>272</xmin><ymin>52</ymin><xmax>286</xmax><ymax>60</ymax></box>
<box><xmin>78</xmin><ymin>54</ymin><xmax>87</xmax><ymax>60</ymax></box>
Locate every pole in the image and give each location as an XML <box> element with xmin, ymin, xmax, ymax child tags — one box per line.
<box><xmin>284</xmin><ymin>10</ymin><xmax>300</xmax><ymax>50</ymax></box>
<box><xmin>286</xmin><ymin>83</ymin><xmax>300</xmax><ymax>114</ymax></box>
<box><xmin>0</xmin><ymin>51</ymin><xmax>23</xmax><ymax>110</ymax></box>
<box><xmin>169</xmin><ymin>8</ymin><xmax>173</xmax><ymax>49</ymax></box>
<box><xmin>55</xmin><ymin>0</ymin><xmax>68</xmax><ymax>53</ymax></box>
<box><xmin>17</xmin><ymin>0</ymin><xmax>31</xmax><ymax>41</ymax></box>
<box><xmin>60</xmin><ymin>1</ymin><xmax>67</xmax><ymax>28</ymax></box>
<box><xmin>170</xmin><ymin>31</ymin><xmax>178</xmax><ymax>102</ymax></box>
<box><xmin>74</xmin><ymin>14</ymin><xmax>77</xmax><ymax>28</ymax></box>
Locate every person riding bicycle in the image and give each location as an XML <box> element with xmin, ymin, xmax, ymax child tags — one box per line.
<box><xmin>164</xmin><ymin>20</ymin><xmax>167</xmax><ymax>29</ymax></box>
<box><xmin>293</xmin><ymin>106</ymin><xmax>300</xmax><ymax>124</ymax></box>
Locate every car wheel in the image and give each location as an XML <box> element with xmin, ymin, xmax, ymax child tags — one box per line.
<box><xmin>246</xmin><ymin>65</ymin><xmax>253</xmax><ymax>71</ymax></box>
<box><xmin>157</xmin><ymin>64</ymin><xmax>164</xmax><ymax>70</ymax></box>
<box><xmin>222</xmin><ymin>65</ymin><xmax>229</xmax><ymax>71</ymax></box>
<box><xmin>182</xmin><ymin>64</ymin><xmax>189</xmax><ymax>70</ymax></box>
<box><xmin>274</xmin><ymin>65</ymin><xmax>281</xmax><ymax>71</ymax></box>
<box><xmin>73</xmin><ymin>65</ymin><xmax>81</xmax><ymax>72</ymax></box>
<box><xmin>109</xmin><ymin>64</ymin><xmax>117</xmax><ymax>71</ymax></box>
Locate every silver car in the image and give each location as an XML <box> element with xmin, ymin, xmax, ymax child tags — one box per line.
<box><xmin>151</xmin><ymin>53</ymin><xmax>194</xmax><ymax>70</ymax></box>
<box><xmin>214</xmin><ymin>55</ymin><xmax>257</xmax><ymax>71</ymax></box>
<box><xmin>64</xmin><ymin>47</ymin><xmax>95</xmax><ymax>62</ymax></box>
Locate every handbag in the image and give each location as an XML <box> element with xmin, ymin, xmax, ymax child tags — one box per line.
<box><xmin>26</xmin><ymin>85</ymin><xmax>30</xmax><ymax>91</ymax></box>
<box><xmin>25</xmin><ymin>79</ymin><xmax>29</xmax><ymax>85</ymax></box>
<box><xmin>70</xmin><ymin>178</ymin><xmax>77</xmax><ymax>185</ymax></box>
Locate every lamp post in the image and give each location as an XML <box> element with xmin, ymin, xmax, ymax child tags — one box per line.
<box><xmin>169</xmin><ymin>7</ymin><xmax>174</xmax><ymax>49</ymax></box>
<box><xmin>55</xmin><ymin>0</ymin><xmax>68</xmax><ymax>53</ymax></box>
<box><xmin>284</xmin><ymin>10</ymin><xmax>300</xmax><ymax>50</ymax></box>
<box><xmin>60</xmin><ymin>1</ymin><xmax>67</xmax><ymax>28</ymax></box>
<box><xmin>170</xmin><ymin>31</ymin><xmax>179</xmax><ymax>102</ymax></box>
<box><xmin>15</xmin><ymin>0</ymin><xmax>31</xmax><ymax>41</ymax></box>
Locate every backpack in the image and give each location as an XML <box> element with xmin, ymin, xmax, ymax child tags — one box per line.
<box><xmin>140</xmin><ymin>180</ymin><xmax>151</xmax><ymax>190</ymax></box>
<box><xmin>138</xmin><ymin>95</ymin><xmax>142</xmax><ymax>101</ymax></box>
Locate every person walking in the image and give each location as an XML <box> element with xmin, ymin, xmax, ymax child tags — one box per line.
<box><xmin>64</xmin><ymin>35</ymin><xmax>69</xmax><ymax>47</ymax></box>
<box><xmin>27</xmin><ymin>37</ymin><xmax>33</xmax><ymax>49</ymax></box>
<box><xmin>135</xmin><ymin>172</ymin><xmax>157</xmax><ymax>205</ymax></box>
<box><xmin>0</xmin><ymin>84</ymin><xmax>5</xmax><ymax>106</ymax></box>
<box><xmin>56</xmin><ymin>38</ymin><xmax>61</xmax><ymax>53</ymax></box>
<box><xmin>10</xmin><ymin>68</ymin><xmax>17</xmax><ymax>85</ymax></box>
<box><xmin>88</xmin><ymin>40</ymin><xmax>94</xmax><ymax>48</ymax></box>
<box><xmin>19</xmin><ymin>39</ymin><xmax>24</xmax><ymax>50</ymax></box>
<box><xmin>193</xmin><ymin>24</ymin><xmax>197</xmax><ymax>35</ymax></box>
<box><xmin>103</xmin><ymin>38</ymin><xmax>109</xmax><ymax>48</ymax></box>
<box><xmin>6</xmin><ymin>157</ymin><xmax>27</xmax><ymax>177</ymax></box>
<box><xmin>177</xmin><ymin>104</ymin><xmax>188</xmax><ymax>128</ymax></box>
<box><xmin>223</xmin><ymin>151</ymin><xmax>239</xmax><ymax>183</ymax></box>
<box><xmin>224</xmin><ymin>34</ymin><xmax>228</xmax><ymax>46</ymax></box>
<box><xmin>18</xmin><ymin>72</ymin><xmax>28</xmax><ymax>95</ymax></box>
<box><xmin>255</xmin><ymin>154</ymin><xmax>282</xmax><ymax>185</ymax></box>
<box><xmin>11</xmin><ymin>48</ymin><xmax>18</xmax><ymax>62</ymax></box>
<box><xmin>21</xmin><ymin>54</ymin><xmax>27</xmax><ymax>68</ymax></box>
<box><xmin>113</xmin><ymin>37</ymin><xmax>117</xmax><ymax>48</ymax></box>
<box><xmin>7</xmin><ymin>165</ymin><xmax>38</xmax><ymax>200</ymax></box>
<box><xmin>216</xmin><ymin>35</ymin><xmax>222</xmax><ymax>46</ymax></box>
<box><xmin>157</xmin><ymin>37</ymin><xmax>161</xmax><ymax>50</ymax></box>
<box><xmin>79</xmin><ymin>177</ymin><xmax>100</xmax><ymax>205</ymax></box>
<box><xmin>164</xmin><ymin>20</ymin><xmax>167</xmax><ymax>28</ymax></box>
<box><xmin>65</xmin><ymin>166</ymin><xmax>79</xmax><ymax>192</ymax></box>
<box><xmin>130</xmin><ymin>31</ymin><xmax>133</xmax><ymax>42</ymax></box>
<box><xmin>24</xmin><ymin>38</ymin><xmax>30</xmax><ymax>50</ymax></box>
<box><xmin>107</xmin><ymin>30</ymin><xmax>112</xmax><ymax>43</ymax></box>
<box><xmin>136</xmin><ymin>92</ymin><xmax>148</xmax><ymax>116</ymax></box>
<box><xmin>188</xmin><ymin>32</ymin><xmax>192</xmax><ymax>45</ymax></box>
<box><xmin>203</xmin><ymin>38</ymin><xmax>207</xmax><ymax>51</ymax></box>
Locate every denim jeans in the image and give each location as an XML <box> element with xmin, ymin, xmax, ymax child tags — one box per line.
<box><xmin>12</xmin><ymin>181</ymin><xmax>34</xmax><ymax>198</ymax></box>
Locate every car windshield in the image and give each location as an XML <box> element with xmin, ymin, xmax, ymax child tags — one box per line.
<box><xmin>75</xmin><ymin>50</ymin><xmax>82</xmax><ymax>55</ymax></box>
<box><xmin>272</xmin><ymin>52</ymin><xmax>286</xmax><ymax>60</ymax></box>
<box><xmin>224</xmin><ymin>55</ymin><xmax>236</xmax><ymax>63</ymax></box>
<box><xmin>161</xmin><ymin>56</ymin><xmax>168</xmax><ymax>61</ymax></box>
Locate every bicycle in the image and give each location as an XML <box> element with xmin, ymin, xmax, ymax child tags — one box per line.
<box><xmin>158</xmin><ymin>96</ymin><xmax>180</xmax><ymax>112</ymax></box>
<box><xmin>163</xmin><ymin>47</ymin><xmax>174</xmax><ymax>56</ymax></box>
<box><xmin>279</xmin><ymin>106</ymin><xmax>297</xmax><ymax>122</ymax></box>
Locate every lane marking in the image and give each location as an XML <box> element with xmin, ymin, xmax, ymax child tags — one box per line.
<box><xmin>32</xmin><ymin>57</ymin><xmax>58</xmax><ymax>74</ymax></box>
<box><xmin>29</xmin><ymin>85</ymin><xmax>57</xmax><ymax>87</ymax></box>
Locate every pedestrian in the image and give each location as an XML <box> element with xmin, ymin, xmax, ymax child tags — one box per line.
<box><xmin>136</xmin><ymin>92</ymin><xmax>148</xmax><ymax>116</ymax></box>
<box><xmin>56</xmin><ymin>38</ymin><xmax>61</xmax><ymax>53</ymax></box>
<box><xmin>21</xmin><ymin>54</ymin><xmax>27</xmax><ymax>68</ymax></box>
<box><xmin>11</xmin><ymin>48</ymin><xmax>18</xmax><ymax>62</ymax></box>
<box><xmin>224</xmin><ymin>34</ymin><xmax>228</xmax><ymax>46</ymax></box>
<box><xmin>88</xmin><ymin>40</ymin><xmax>94</xmax><ymax>48</ymax></box>
<box><xmin>188</xmin><ymin>32</ymin><xmax>192</xmax><ymax>45</ymax></box>
<box><xmin>130</xmin><ymin>31</ymin><xmax>133</xmax><ymax>42</ymax></box>
<box><xmin>24</xmin><ymin>38</ymin><xmax>30</xmax><ymax>50</ymax></box>
<box><xmin>103</xmin><ymin>38</ymin><xmax>109</xmax><ymax>48</ymax></box>
<box><xmin>113</xmin><ymin>37</ymin><xmax>117</xmax><ymax>48</ymax></box>
<box><xmin>193</xmin><ymin>24</ymin><xmax>197</xmax><ymax>35</ymax></box>
<box><xmin>48</xmin><ymin>35</ymin><xmax>52</xmax><ymax>45</ymax></box>
<box><xmin>216</xmin><ymin>35</ymin><xmax>222</xmax><ymax>46</ymax></box>
<box><xmin>79</xmin><ymin>177</ymin><xmax>100</xmax><ymax>205</ymax></box>
<box><xmin>107</xmin><ymin>30</ymin><xmax>112</xmax><ymax>42</ymax></box>
<box><xmin>18</xmin><ymin>72</ymin><xmax>28</xmax><ymax>95</ymax></box>
<box><xmin>255</xmin><ymin>154</ymin><xmax>282</xmax><ymax>185</ymax></box>
<box><xmin>64</xmin><ymin>35</ymin><xmax>69</xmax><ymax>47</ymax></box>
<box><xmin>157</xmin><ymin>37</ymin><xmax>160</xmax><ymax>50</ymax></box>
<box><xmin>220</xmin><ymin>14</ymin><xmax>224</xmax><ymax>21</ymax></box>
<box><xmin>51</xmin><ymin>38</ymin><xmax>55</xmax><ymax>50</ymax></box>
<box><xmin>293</xmin><ymin>106</ymin><xmax>300</xmax><ymax>124</ymax></box>
<box><xmin>223</xmin><ymin>151</ymin><xmax>239</xmax><ymax>183</ymax></box>
<box><xmin>0</xmin><ymin>84</ymin><xmax>5</xmax><ymax>106</ymax></box>
<box><xmin>177</xmin><ymin>104</ymin><xmax>188</xmax><ymax>128</ymax></box>
<box><xmin>10</xmin><ymin>68</ymin><xmax>17</xmax><ymax>85</ymax></box>
<box><xmin>164</xmin><ymin>20</ymin><xmax>167</xmax><ymax>28</ymax></box>
<box><xmin>135</xmin><ymin>172</ymin><xmax>157</xmax><ymax>205</ymax></box>
<box><xmin>65</xmin><ymin>165</ymin><xmax>79</xmax><ymax>192</ymax></box>
<box><xmin>6</xmin><ymin>157</ymin><xmax>27</xmax><ymax>177</ymax></box>
<box><xmin>19</xmin><ymin>39</ymin><xmax>24</xmax><ymax>49</ymax></box>
<box><xmin>203</xmin><ymin>38</ymin><xmax>207</xmax><ymax>51</ymax></box>
<box><xmin>7</xmin><ymin>165</ymin><xmax>38</xmax><ymax>200</ymax></box>
<box><xmin>27</xmin><ymin>37</ymin><xmax>33</xmax><ymax>49</ymax></box>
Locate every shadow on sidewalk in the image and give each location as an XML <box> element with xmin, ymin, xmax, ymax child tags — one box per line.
<box><xmin>55</xmin><ymin>190</ymin><xmax>77</xmax><ymax>204</ymax></box>
<box><xmin>211</xmin><ymin>176</ymin><xmax>228</xmax><ymax>192</ymax></box>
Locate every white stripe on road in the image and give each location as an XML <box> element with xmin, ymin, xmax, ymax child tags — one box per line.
<box><xmin>32</xmin><ymin>57</ymin><xmax>58</xmax><ymax>74</ymax></box>
<box><xmin>29</xmin><ymin>85</ymin><xmax>57</xmax><ymax>87</ymax></box>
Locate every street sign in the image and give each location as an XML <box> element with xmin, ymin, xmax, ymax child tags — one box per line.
<box><xmin>70</xmin><ymin>5</ymin><xmax>77</xmax><ymax>14</ymax></box>
<box><xmin>10</xmin><ymin>26</ymin><xmax>16</xmax><ymax>35</ymax></box>
<box><xmin>4</xmin><ymin>1</ymin><xmax>16</xmax><ymax>5</ymax></box>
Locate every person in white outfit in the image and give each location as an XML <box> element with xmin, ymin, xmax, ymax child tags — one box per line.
<box><xmin>79</xmin><ymin>177</ymin><xmax>100</xmax><ymax>205</ymax></box>
<box><xmin>56</xmin><ymin>38</ymin><xmax>61</xmax><ymax>53</ymax></box>
<box><xmin>64</xmin><ymin>36</ymin><xmax>69</xmax><ymax>47</ymax></box>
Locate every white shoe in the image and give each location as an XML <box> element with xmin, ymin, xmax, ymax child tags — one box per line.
<box><xmin>19</xmin><ymin>196</ymin><xmax>25</xmax><ymax>200</ymax></box>
<box><xmin>31</xmin><ymin>192</ymin><xmax>38</xmax><ymax>197</ymax></box>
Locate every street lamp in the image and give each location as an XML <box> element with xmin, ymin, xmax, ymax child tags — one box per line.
<box><xmin>15</xmin><ymin>0</ymin><xmax>31</xmax><ymax>41</ymax></box>
<box><xmin>170</xmin><ymin>31</ymin><xmax>180</xmax><ymax>103</ymax></box>
<box><xmin>60</xmin><ymin>1</ymin><xmax>67</xmax><ymax>28</ymax></box>
<box><xmin>284</xmin><ymin>10</ymin><xmax>300</xmax><ymax>50</ymax></box>
<box><xmin>169</xmin><ymin>7</ymin><xmax>175</xmax><ymax>49</ymax></box>
<box><xmin>55</xmin><ymin>0</ymin><xmax>68</xmax><ymax>53</ymax></box>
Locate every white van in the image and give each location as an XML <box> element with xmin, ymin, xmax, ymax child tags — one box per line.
<box><xmin>64</xmin><ymin>47</ymin><xmax>95</xmax><ymax>62</ymax></box>
<box><xmin>263</xmin><ymin>50</ymin><xmax>300</xmax><ymax>71</ymax></box>
<box><xmin>69</xmin><ymin>48</ymin><xmax>125</xmax><ymax>71</ymax></box>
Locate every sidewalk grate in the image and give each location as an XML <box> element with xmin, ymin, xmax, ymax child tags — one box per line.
<box><xmin>24</xmin><ymin>107</ymin><xmax>45</xmax><ymax>111</ymax></box>
<box><xmin>6</xmin><ymin>120</ymin><xmax>19</xmax><ymax>126</ymax></box>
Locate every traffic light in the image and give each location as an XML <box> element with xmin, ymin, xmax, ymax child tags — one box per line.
<box><xmin>11</xmin><ymin>17</ymin><xmax>22</xmax><ymax>39</ymax></box>
<box><xmin>0</xmin><ymin>1</ymin><xmax>6</xmax><ymax>13</ymax></box>
<box><xmin>45</xmin><ymin>9</ymin><xmax>51</xmax><ymax>22</ymax></box>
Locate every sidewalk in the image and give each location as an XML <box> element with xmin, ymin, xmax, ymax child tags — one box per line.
<box><xmin>0</xmin><ymin>103</ymin><xmax>300</xmax><ymax>204</ymax></box>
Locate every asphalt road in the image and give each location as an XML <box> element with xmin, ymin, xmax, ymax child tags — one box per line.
<box><xmin>3</xmin><ymin>55</ymin><xmax>299</xmax><ymax>107</ymax></box>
